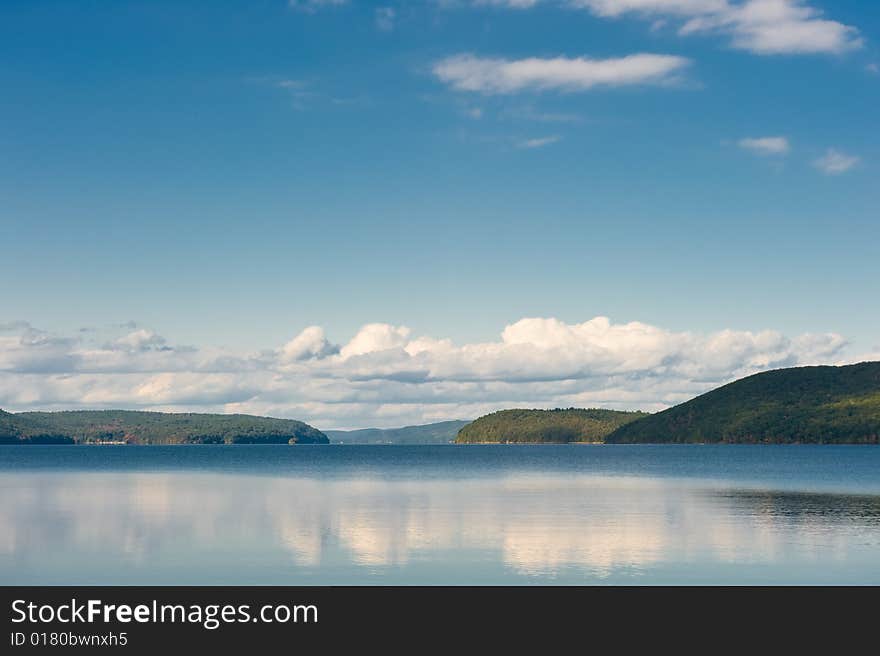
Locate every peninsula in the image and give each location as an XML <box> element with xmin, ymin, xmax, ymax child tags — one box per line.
<box><xmin>0</xmin><ymin>409</ymin><xmax>329</xmax><ymax>445</ymax></box>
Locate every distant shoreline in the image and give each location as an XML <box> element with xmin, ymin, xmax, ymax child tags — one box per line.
<box><xmin>3</xmin><ymin>441</ymin><xmax>878</xmax><ymax>447</ymax></box>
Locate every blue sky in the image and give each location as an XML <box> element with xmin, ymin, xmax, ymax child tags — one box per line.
<box><xmin>1</xmin><ymin>1</ymin><xmax>878</xmax><ymax>427</ymax></box>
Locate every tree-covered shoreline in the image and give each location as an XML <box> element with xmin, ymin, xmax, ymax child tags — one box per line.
<box><xmin>456</xmin><ymin>408</ymin><xmax>646</xmax><ymax>444</ymax></box>
<box><xmin>606</xmin><ymin>362</ymin><xmax>880</xmax><ymax>444</ymax></box>
<box><xmin>456</xmin><ymin>362</ymin><xmax>880</xmax><ymax>445</ymax></box>
<box><xmin>4</xmin><ymin>362</ymin><xmax>879</xmax><ymax>446</ymax></box>
<box><xmin>0</xmin><ymin>409</ymin><xmax>328</xmax><ymax>445</ymax></box>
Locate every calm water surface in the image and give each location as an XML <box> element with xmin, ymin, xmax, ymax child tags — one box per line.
<box><xmin>1</xmin><ymin>445</ymin><xmax>879</xmax><ymax>584</ymax></box>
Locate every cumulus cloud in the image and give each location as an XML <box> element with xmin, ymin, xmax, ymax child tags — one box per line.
<box><xmin>0</xmin><ymin>316</ymin><xmax>861</xmax><ymax>429</ymax></box>
<box><xmin>433</xmin><ymin>53</ymin><xmax>692</xmax><ymax>94</ymax></box>
<box><xmin>737</xmin><ymin>136</ymin><xmax>790</xmax><ymax>155</ymax></box>
<box><xmin>0</xmin><ymin>323</ymin><xmax>78</xmax><ymax>374</ymax></box>
<box><xmin>280</xmin><ymin>326</ymin><xmax>339</xmax><ymax>362</ymax></box>
<box><xmin>111</xmin><ymin>329</ymin><xmax>170</xmax><ymax>353</ymax></box>
<box><xmin>813</xmin><ymin>148</ymin><xmax>860</xmax><ymax>175</ymax></box>
<box><xmin>339</xmin><ymin>324</ymin><xmax>412</xmax><ymax>359</ymax></box>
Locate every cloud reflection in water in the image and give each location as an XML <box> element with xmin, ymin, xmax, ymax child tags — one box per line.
<box><xmin>1</xmin><ymin>472</ymin><xmax>879</xmax><ymax>584</ymax></box>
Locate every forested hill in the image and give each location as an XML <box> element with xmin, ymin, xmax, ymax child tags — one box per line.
<box><xmin>455</xmin><ymin>408</ymin><xmax>647</xmax><ymax>444</ymax></box>
<box><xmin>606</xmin><ymin>362</ymin><xmax>880</xmax><ymax>444</ymax></box>
<box><xmin>0</xmin><ymin>410</ymin><xmax>329</xmax><ymax>445</ymax></box>
<box><xmin>0</xmin><ymin>409</ymin><xmax>74</xmax><ymax>444</ymax></box>
<box><xmin>325</xmin><ymin>420</ymin><xmax>470</xmax><ymax>444</ymax></box>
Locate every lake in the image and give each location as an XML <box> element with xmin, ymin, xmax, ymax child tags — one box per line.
<box><xmin>1</xmin><ymin>444</ymin><xmax>879</xmax><ymax>585</ymax></box>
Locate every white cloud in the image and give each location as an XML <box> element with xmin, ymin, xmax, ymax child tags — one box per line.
<box><xmin>478</xmin><ymin>1</ymin><xmax>863</xmax><ymax>55</ymax></box>
<box><xmin>280</xmin><ymin>326</ymin><xmax>338</xmax><ymax>362</ymax></box>
<box><xmin>517</xmin><ymin>135</ymin><xmax>561</xmax><ymax>148</ymax></box>
<box><xmin>475</xmin><ymin>0</ymin><xmax>541</xmax><ymax>7</ymax></box>
<box><xmin>338</xmin><ymin>323</ymin><xmax>412</xmax><ymax>359</ymax></box>
<box><xmin>433</xmin><ymin>53</ymin><xmax>692</xmax><ymax>94</ymax></box>
<box><xmin>112</xmin><ymin>329</ymin><xmax>170</xmax><ymax>353</ymax></box>
<box><xmin>678</xmin><ymin>0</ymin><xmax>863</xmax><ymax>55</ymax></box>
<box><xmin>813</xmin><ymin>148</ymin><xmax>860</xmax><ymax>175</ymax></box>
<box><xmin>737</xmin><ymin>136</ymin><xmax>790</xmax><ymax>155</ymax></box>
<box><xmin>0</xmin><ymin>323</ymin><xmax>78</xmax><ymax>374</ymax></box>
<box><xmin>569</xmin><ymin>0</ymin><xmax>729</xmax><ymax>17</ymax></box>
<box><xmin>0</xmin><ymin>317</ymin><xmax>859</xmax><ymax>429</ymax></box>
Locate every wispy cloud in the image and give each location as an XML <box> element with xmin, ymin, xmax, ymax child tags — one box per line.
<box><xmin>472</xmin><ymin>0</ymin><xmax>541</xmax><ymax>7</ymax></box>
<box><xmin>432</xmin><ymin>53</ymin><xmax>691</xmax><ymax>94</ymax></box>
<box><xmin>517</xmin><ymin>135</ymin><xmax>560</xmax><ymax>148</ymax></box>
<box><xmin>289</xmin><ymin>0</ymin><xmax>348</xmax><ymax>12</ymax></box>
<box><xmin>737</xmin><ymin>136</ymin><xmax>790</xmax><ymax>156</ymax></box>
<box><xmin>273</xmin><ymin>78</ymin><xmax>318</xmax><ymax>110</ymax></box>
<box><xmin>677</xmin><ymin>0</ymin><xmax>863</xmax><ymax>55</ymax></box>
<box><xmin>275</xmin><ymin>79</ymin><xmax>310</xmax><ymax>91</ymax></box>
<box><xmin>253</xmin><ymin>76</ymin><xmax>369</xmax><ymax>111</ymax></box>
<box><xmin>470</xmin><ymin>1</ymin><xmax>863</xmax><ymax>56</ymax></box>
<box><xmin>813</xmin><ymin>148</ymin><xmax>860</xmax><ymax>175</ymax></box>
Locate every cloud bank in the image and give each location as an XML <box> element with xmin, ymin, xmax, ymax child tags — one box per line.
<box><xmin>0</xmin><ymin>317</ymin><xmax>858</xmax><ymax>429</ymax></box>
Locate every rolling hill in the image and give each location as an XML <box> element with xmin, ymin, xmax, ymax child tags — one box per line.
<box><xmin>325</xmin><ymin>420</ymin><xmax>470</xmax><ymax>444</ymax></box>
<box><xmin>0</xmin><ymin>409</ymin><xmax>75</xmax><ymax>444</ymax></box>
<box><xmin>455</xmin><ymin>408</ymin><xmax>647</xmax><ymax>444</ymax></box>
<box><xmin>606</xmin><ymin>362</ymin><xmax>880</xmax><ymax>444</ymax></box>
<box><xmin>0</xmin><ymin>409</ymin><xmax>329</xmax><ymax>445</ymax></box>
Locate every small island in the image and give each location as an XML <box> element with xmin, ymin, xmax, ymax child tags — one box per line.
<box><xmin>0</xmin><ymin>409</ymin><xmax>329</xmax><ymax>445</ymax></box>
